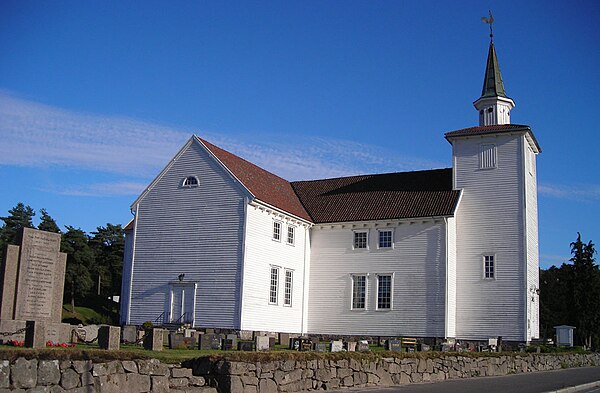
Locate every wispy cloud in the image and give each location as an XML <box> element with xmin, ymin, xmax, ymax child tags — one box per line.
<box><xmin>0</xmin><ymin>91</ymin><xmax>445</xmax><ymax>196</ymax></box>
<box><xmin>538</xmin><ymin>183</ymin><xmax>600</xmax><ymax>202</ymax></box>
<box><xmin>40</xmin><ymin>181</ymin><xmax>148</xmax><ymax>197</ymax></box>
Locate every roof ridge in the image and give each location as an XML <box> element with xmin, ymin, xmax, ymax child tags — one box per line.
<box><xmin>291</xmin><ymin>167</ymin><xmax>452</xmax><ymax>185</ymax></box>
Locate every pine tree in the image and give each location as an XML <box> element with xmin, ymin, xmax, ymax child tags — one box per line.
<box><xmin>61</xmin><ymin>226</ymin><xmax>94</xmax><ymax>312</ymax></box>
<box><xmin>569</xmin><ymin>233</ymin><xmax>600</xmax><ymax>348</ymax></box>
<box><xmin>37</xmin><ymin>208</ymin><xmax>61</xmax><ymax>233</ymax></box>
<box><xmin>90</xmin><ymin>224</ymin><xmax>125</xmax><ymax>298</ymax></box>
<box><xmin>0</xmin><ymin>202</ymin><xmax>35</xmax><ymax>251</ymax></box>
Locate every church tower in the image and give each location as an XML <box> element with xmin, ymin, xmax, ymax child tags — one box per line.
<box><xmin>446</xmin><ymin>28</ymin><xmax>541</xmax><ymax>342</ymax></box>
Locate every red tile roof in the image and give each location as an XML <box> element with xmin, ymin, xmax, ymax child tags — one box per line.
<box><xmin>197</xmin><ymin>137</ymin><xmax>460</xmax><ymax>224</ymax></box>
<box><xmin>445</xmin><ymin>124</ymin><xmax>541</xmax><ymax>151</ymax></box>
<box><xmin>198</xmin><ymin>137</ymin><xmax>312</xmax><ymax>221</ymax></box>
<box><xmin>291</xmin><ymin>169</ymin><xmax>461</xmax><ymax>223</ymax></box>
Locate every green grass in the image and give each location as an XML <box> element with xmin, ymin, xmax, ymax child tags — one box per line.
<box><xmin>61</xmin><ymin>295</ymin><xmax>119</xmax><ymax>325</ymax></box>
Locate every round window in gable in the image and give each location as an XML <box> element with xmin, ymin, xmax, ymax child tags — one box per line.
<box><xmin>182</xmin><ymin>176</ymin><xmax>199</xmax><ymax>188</ymax></box>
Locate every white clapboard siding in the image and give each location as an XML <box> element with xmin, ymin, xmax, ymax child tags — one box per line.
<box><xmin>119</xmin><ymin>228</ymin><xmax>135</xmax><ymax>324</ymax></box>
<box><xmin>525</xmin><ymin>142</ymin><xmax>540</xmax><ymax>340</ymax></box>
<box><xmin>307</xmin><ymin>220</ymin><xmax>447</xmax><ymax>337</ymax></box>
<box><xmin>445</xmin><ymin>216</ymin><xmax>457</xmax><ymax>338</ymax></box>
<box><xmin>240</xmin><ymin>205</ymin><xmax>310</xmax><ymax>333</ymax></box>
<box><xmin>128</xmin><ymin>139</ymin><xmax>248</xmax><ymax>328</ymax></box>
<box><xmin>453</xmin><ymin>134</ymin><xmax>525</xmax><ymax>341</ymax></box>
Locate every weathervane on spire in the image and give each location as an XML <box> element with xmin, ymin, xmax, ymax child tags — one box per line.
<box><xmin>481</xmin><ymin>10</ymin><xmax>494</xmax><ymax>41</ymax></box>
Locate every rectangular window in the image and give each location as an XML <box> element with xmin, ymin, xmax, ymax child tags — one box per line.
<box><xmin>353</xmin><ymin>231</ymin><xmax>368</xmax><ymax>249</ymax></box>
<box><xmin>378</xmin><ymin>230</ymin><xmax>393</xmax><ymax>248</ymax></box>
<box><xmin>480</xmin><ymin>144</ymin><xmax>497</xmax><ymax>169</ymax></box>
<box><xmin>273</xmin><ymin>221</ymin><xmax>282</xmax><ymax>241</ymax></box>
<box><xmin>287</xmin><ymin>225</ymin><xmax>295</xmax><ymax>246</ymax></box>
<box><xmin>284</xmin><ymin>270</ymin><xmax>293</xmax><ymax>306</ymax></box>
<box><xmin>377</xmin><ymin>275</ymin><xmax>392</xmax><ymax>310</ymax></box>
<box><xmin>484</xmin><ymin>255</ymin><xmax>495</xmax><ymax>279</ymax></box>
<box><xmin>351</xmin><ymin>275</ymin><xmax>366</xmax><ymax>309</ymax></box>
<box><xmin>269</xmin><ymin>267</ymin><xmax>279</xmax><ymax>304</ymax></box>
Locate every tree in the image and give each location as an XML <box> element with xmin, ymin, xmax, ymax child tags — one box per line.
<box><xmin>90</xmin><ymin>224</ymin><xmax>125</xmax><ymax>298</ymax></box>
<box><xmin>569</xmin><ymin>233</ymin><xmax>600</xmax><ymax>348</ymax></box>
<box><xmin>61</xmin><ymin>226</ymin><xmax>94</xmax><ymax>312</ymax></box>
<box><xmin>0</xmin><ymin>202</ymin><xmax>35</xmax><ymax>251</ymax></box>
<box><xmin>37</xmin><ymin>208</ymin><xmax>60</xmax><ymax>233</ymax></box>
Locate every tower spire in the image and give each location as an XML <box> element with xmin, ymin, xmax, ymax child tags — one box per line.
<box><xmin>474</xmin><ymin>13</ymin><xmax>515</xmax><ymax>126</ymax></box>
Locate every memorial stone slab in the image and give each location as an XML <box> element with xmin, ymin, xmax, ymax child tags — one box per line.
<box><xmin>255</xmin><ymin>336</ymin><xmax>270</xmax><ymax>351</ymax></box>
<box><xmin>14</xmin><ymin>228</ymin><xmax>66</xmax><ymax>323</ymax></box>
<box><xmin>269</xmin><ymin>336</ymin><xmax>276</xmax><ymax>348</ymax></box>
<box><xmin>345</xmin><ymin>341</ymin><xmax>357</xmax><ymax>352</ymax></box>
<box><xmin>330</xmin><ymin>340</ymin><xmax>344</xmax><ymax>352</ymax></box>
<box><xmin>98</xmin><ymin>325</ymin><xmax>120</xmax><ymax>351</ymax></box>
<box><xmin>418</xmin><ymin>343</ymin><xmax>431</xmax><ymax>352</ymax></box>
<box><xmin>278</xmin><ymin>333</ymin><xmax>290</xmax><ymax>346</ymax></box>
<box><xmin>45</xmin><ymin>323</ymin><xmax>73</xmax><ymax>344</ymax></box>
<box><xmin>314</xmin><ymin>342</ymin><xmax>328</xmax><ymax>352</ymax></box>
<box><xmin>169</xmin><ymin>333</ymin><xmax>197</xmax><ymax>349</ymax></box>
<box><xmin>0</xmin><ymin>245</ymin><xmax>20</xmax><ymax>320</ymax></box>
<box><xmin>300</xmin><ymin>339</ymin><xmax>313</xmax><ymax>352</ymax></box>
<box><xmin>358</xmin><ymin>340</ymin><xmax>370</xmax><ymax>352</ymax></box>
<box><xmin>0</xmin><ymin>319</ymin><xmax>26</xmax><ymax>343</ymax></box>
<box><xmin>223</xmin><ymin>334</ymin><xmax>237</xmax><ymax>350</ymax></box>
<box><xmin>386</xmin><ymin>339</ymin><xmax>402</xmax><ymax>352</ymax></box>
<box><xmin>122</xmin><ymin>325</ymin><xmax>137</xmax><ymax>343</ymax></box>
<box><xmin>238</xmin><ymin>341</ymin><xmax>254</xmax><ymax>351</ymax></box>
<box><xmin>143</xmin><ymin>328</ymin><xmax>164</xmax><ymax>351</ymax></box>
<box><xmin>184</xmin><ymin>329</ymin><xmax>195</xmax><ymax>338</ymax></box>
<box><xmin>24</xmin><ymin>320</ymin><xmax>45</xmax><ymax>349</ymax></box>
<box><xmin>199</xmin><ymin>333</ymin><xmax>221</xmax><ymax>350</ymax></box>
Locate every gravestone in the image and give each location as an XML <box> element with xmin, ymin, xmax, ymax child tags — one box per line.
<box><xmin>223</xmin><ymin>334</ymin><xmax>237</xmax><ymax>350</ymax></box>
<box><xmin>1</xmin><ymin>229</ymin><xmax>67</xmax><ymax>323</ymax></box>
<box><xmin>143</xmin><ymin>328</ymin><xmax>164</xmax><ymax>351</ymax></box>
<box><xmin>169</xmin><ymin>332</ymin><xmax>197</xmax><ymax>349</ymax></box>
<box><xmin>278</xmin><ymin>333</ymin><xmax>290</xmax><ymax>346</ymax></box>
<box><xmin>345</xmin><ymin>341</ymin><xmax>357</xmax><ymax>352</ymax></box>
<box><xmin>330</xmin><ymin>340</ymin><xmax>343</xmax><ymax>352</ymax></box>
<box><xmin>238</xmin><ymin>341</ymin><xmax>254</xmax><ymax>351</ymax></box>
<box><xmin>255</xmin><ymin>336</ymin><xmax>270</xmax><ymax>351</ymax></box>
<box><xmin>314</xmin><ymin>342</ymin><xmax>328</xmax><ymax>352</ymax></box>
<box><xmin>98</xmin><ymin>325</ymin><xmax>120</xmax><ymax>350</ymax></box>
<box><xmin>122</xmin><ymin>325</ymin><xmax>137</xmax><ymax>343</ymax></box>
<box><xmin>199</xmin><ymin>333</ymin><xmax>221</xmax><ymax>350</ymax></box>
<box><xmin>269</xmin><ymin>336</ymin><xmax>276</xmax><ymax>348</ymax></box>
<box><xmin>385</xmin><ymin>339</ymin><xmax>402</xmax><ymax>352</ymax></box>
<box><xmin>24</xmin><ymin>320</ymin><xmax>45</xmax><ymax>349</ymax></box>
<box><xmin>358</xmin><ymin>340</ymin><xmax>370</xmax><ymax>352</ymax></box>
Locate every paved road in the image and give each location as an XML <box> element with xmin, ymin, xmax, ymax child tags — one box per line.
<box><xmin>328</xmin><ymin>366</ymin><xmax>600</xmax><ymax>393</ymax></box>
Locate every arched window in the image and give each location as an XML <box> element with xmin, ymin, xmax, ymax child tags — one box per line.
<box><xmin>182</xmin><ymin>176</ymin><xmax>199</xmax><ymax>187</ymax></box>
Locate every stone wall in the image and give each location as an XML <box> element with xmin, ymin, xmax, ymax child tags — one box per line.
<box><xmin>185</xmin><ymin>353</ymin><xmax>600</xmax><ymax>393</ymax></box>
<box><xmin>0</xmin><ymin>358</ymin><xmax>214</xmax><ymax>393</ymax></box>
<box><xmin>0</xmin><ymin>353</ymin><xmax>598</xmax><ymax>393</ymax></box>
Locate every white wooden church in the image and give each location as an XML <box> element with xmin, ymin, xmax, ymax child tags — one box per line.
<box><xmin>120</xmin><ymin>37</ymin><xmax>541</xmax><ymax>343</ymax></box>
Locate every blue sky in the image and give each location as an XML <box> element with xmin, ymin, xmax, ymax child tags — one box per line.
<box><xmin>0</xmin><ymin>1</ymin><xmax>598</xmax><ymax>269</ymax></box>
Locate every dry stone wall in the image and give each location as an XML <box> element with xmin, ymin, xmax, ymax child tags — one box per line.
<box><xmin>0</xmin><ymin>358</ymin><xmax>214</xmax><ymax>393</ymax></box>
<box><xmin>0</xmin><ymin>353</ymin><xmax>598</xmax><ymax>393</ymax></box>
<box><xmin>186</xmin><ymin>353</ymin><xmax>600</xmax><ymax>393</ymax></box>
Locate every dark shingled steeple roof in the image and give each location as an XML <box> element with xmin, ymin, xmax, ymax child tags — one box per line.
<box><xmin>480</xmin><ymin>41</ymin><xmax>509</xmax><ymax>99</ymax></box>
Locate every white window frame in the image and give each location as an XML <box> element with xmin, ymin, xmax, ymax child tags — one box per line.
<box><xmin>479</xmin><ymin>143</ymin><xmax>497</xmax><ymax>170</ymax></box>
<box><xmin>376</xmin><ymin>273</ymin><xmax>393</xmax><ymax>310</ymax></box>
<box><xmin>483</xmin><ymin>255</ymin><xmax>496</xmax><ymax>279</ymax></box>
<box><xmin>283</xmin><ymin>269</ymin><xmax>293</xmax><ymax>307</ymax></box>
<box><xmin>351</xmin><ymin>274</ymin><xmax>367</xmax><ymax>310</ymax></box>
<box><xmin>182</xmin><ymin>176</ymin><xmax>200</xmax><ymax>188</ymax></box>
<box><xmin>353</xmin><ymin>230</ymin><xmax>369</xmax><ymax>250</ymax></box>
<box><xmin>377</xmin><ymin>229</ymin><xmax>394</xmax><ymax>249</ymax></box>
<box><xmin>272</xmin><ymin>220</ymin><xmax>282</xmax><ymax>242</ymax></box>
<box><xmin>269</xmin><ymin>266</ymin><xmax>280</xmax><ymax>304</ymax></box>
<box><xmin>286</xmin><ymin>225</ymin><xmax>295</xmax><ymax>246</ymax></box>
